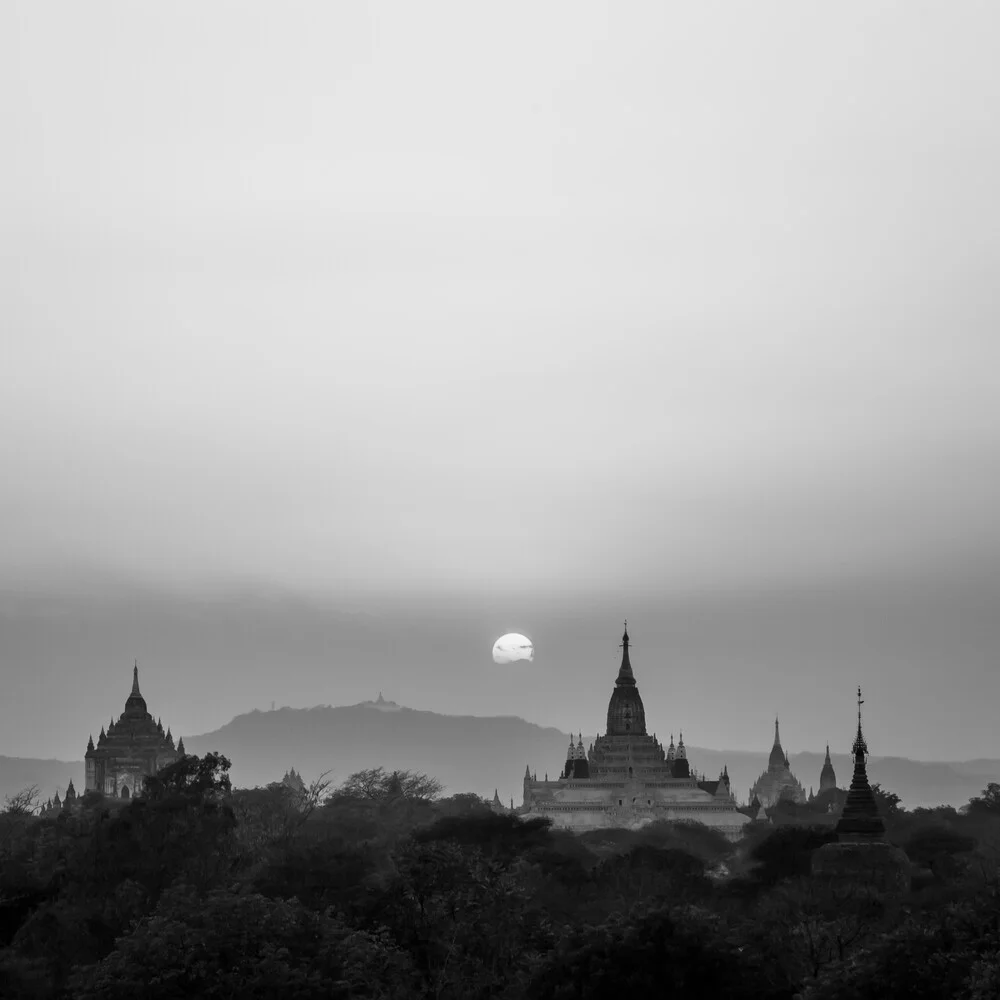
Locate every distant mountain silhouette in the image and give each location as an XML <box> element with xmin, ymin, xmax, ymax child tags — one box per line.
<box><xmin>0</xmin><ymin>755</ymin><xmax>82</xmax><ymax>808</ymax></box>
<box><xmin>184</xmin><ymin>704</ymin><xmax>1000</xmax><ymax>810</ymax></box>
<box><xmin>3</xmin><ymin>703</ymin><xmax>997</xmax><ymax>810</ymax></box>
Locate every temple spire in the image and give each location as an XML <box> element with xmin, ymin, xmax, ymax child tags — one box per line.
<box><xmin>835</xmin><ymin>685</ymin><xmax>883</xmax><ymax>840</ymax></box>
<box><xmin>773</xmin><ymin>716</ymin><xmax>781</xmax><ymax>747</ymax></box>
<box><xmin>853</xmin><ymin>686</ymin><xmax>868</xmax><ymax>758</ymax></box>
<box><xmin>132</xmin><ymin>660</ymin><xmax>140</xmax><ymax>696</ymax></box>
<box><xmin>616</xmin><ymin>621</ymin><xmax>635</xmax><ymax>686</ymax></box>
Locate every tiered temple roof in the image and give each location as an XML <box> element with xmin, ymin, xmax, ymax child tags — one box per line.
<box><xmin>85</xmin><ymin>662</ymin><xmax>184</xmax><ymax>797</ymax></box>
<box><xmin>749</xmin><ymin>715</ymin><xmax>807</xmax><ymax>807</ymax></box>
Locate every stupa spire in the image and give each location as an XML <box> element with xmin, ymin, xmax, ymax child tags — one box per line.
<box><xmin>834</xmin><ymin>686</ymin><xmax>884</xmax><ymax>840</ymax></box>
<box><xmin>768</xmin><ymin>716</ymin><xmax>786</xmax><ymax>769</ymax></box>
<box><xmin>616</xmin><ymin>621</ymin><xmax>635</xmax><ymax>686</ymax></box>
<box><xmin>132</xmin><ymin>660</ymin><xmax>140</xmax><ymax>696</ymax></box>
<box><xmin>853</xmin><ymin>686</ymin><xmax>868</xmax><ymax>758</ymax></box>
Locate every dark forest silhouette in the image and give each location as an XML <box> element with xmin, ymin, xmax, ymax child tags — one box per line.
<box><xmin>1</xmin><ymin>754</ymin><xmax>999</xmax><ymax>998</ymax></box>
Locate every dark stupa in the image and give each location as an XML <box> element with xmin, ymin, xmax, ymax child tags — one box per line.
<box><xmin>812</xmin><ymin>687</ymin><xmax>910</xmax><ymax>891</ymax></box>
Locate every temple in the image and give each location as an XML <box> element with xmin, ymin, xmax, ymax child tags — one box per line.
<box><xmin>812</xmin><ymin>687</ymin><xmax>910</xmax><ymax>889</ymax></box>
<box><xmin>84</xmin><ymin>662</ymin><xmax>185</xmax><ymax>798</ymax></box>
<box><xmin>747</xmin><ymin>717</ymin><xmax>807</xmax><ymax>807</ymax></box>
<box><xmin>818</xmin><ymin>744</ymin><xmax>837</xmax><ymax>794</ymax></box>
<box><xmin>519</xmin><ymin>625</ymin><xmax>750</xmax><ymax>841</ymax></box>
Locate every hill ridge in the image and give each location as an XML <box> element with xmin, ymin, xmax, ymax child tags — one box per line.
<box><xmin>4</xmin><ymin>703</ymin><xmax>996</xmax><ymax>810</ymax></box>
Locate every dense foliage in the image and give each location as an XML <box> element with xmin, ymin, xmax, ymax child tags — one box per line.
<box><xmin>1</xmin><ymin>756</ymin><xmax>998</xmax><ymax>998</ymax></box>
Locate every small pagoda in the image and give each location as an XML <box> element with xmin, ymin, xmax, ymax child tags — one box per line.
<box><xmin>812</xmin><ymin>687</ymin><xmax>910</xmax><ymax>891</ymax></box>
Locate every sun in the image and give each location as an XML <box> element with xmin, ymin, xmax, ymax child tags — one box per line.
<box><xmin>492</xmin><ymin>633</ymin><xmax>534</xmax><ymax>664</ymax></box>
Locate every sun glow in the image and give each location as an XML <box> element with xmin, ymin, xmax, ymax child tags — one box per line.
<box><xmin>492</xmin><ymin>633</ymin><xmax>534</xmax><ymax>664</ymax></box>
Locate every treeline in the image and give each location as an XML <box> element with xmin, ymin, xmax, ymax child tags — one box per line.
<box><xmin>0</xmin><ymin>756</ymin><xmax>999</xmax><ymax>998</ymax></box>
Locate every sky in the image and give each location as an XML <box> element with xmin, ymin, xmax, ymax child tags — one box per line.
<box><xmin>2</xmin><ymin>3</ymin><xmax>999</xmax><ymax>762</ymax></box>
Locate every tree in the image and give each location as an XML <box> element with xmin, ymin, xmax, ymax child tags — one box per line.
<box><xmin>752</xmin><ymin>875</ymin><xmax>889</xmax><ymax>984</ymax></box>
<box><xmin>869</xmin><ymin>783</ymin><xmax>902</xmax><ymax>818</ymax></box>
<box><xmin>435</xmin><ymin>793</ymin><xmax>493</xmax><ymax>817</ymax></box>
<box><xmin>334</xmin><ymin>767</ymin><xmax>442</xmax><ymax>803</ymax></box>
<box><xmin>142</xmin><ymin>752</ymin><xmax>232</xmax><ymax>801</ymax></box>
<box><xmin>2</xmin><ymin>786</ymin><xmax>40</xmax><ymax>817</ymax></box>
<box><xmin>968</xmin><ymin>782</ymin><xmax>1000</xmax><ymax>816</ymax></box>
<box><xmin>380</xmin><ymin>839</ymin><xmax>540</xmax><ymax>997</ymax></box>
<box><xmin>70</xmin><ymin>883</ymin><xmax>415</xmax><ymax>999</ymax></box>
<box><xmin>804</xmin><ymin>895</ymin><xmax>1000</xmax><ymax>1000</ymax></box>
<box><xmin>0</xmin><ymin>786</ymin><xmax>40</xmax><ymax>862</ymax></box>
<box><xmin>741</xmin><ymin>826</ymin><xmax>837</xmax><ymax>886</ymax></box>
<box><xmin>526</xmin><ymin>904</ymin><xmax>789</xmax><ymax>1000</ymax></box>
<box><xmin>903</xmin><ymin>824</ymin><xmax>977</xmax><ymax>879</ymax></box>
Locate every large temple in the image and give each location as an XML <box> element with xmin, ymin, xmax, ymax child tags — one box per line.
<box><xmin>84</xmin><ymin>663</ymin><xmax>185</xmax><ymax>798</ymax></box>
<box><xmin>748</xmin><ymin>718</ymin><xmax>808</xmax><ymax>807</ymax></box>
<box><xmin>519</xmin><ymin>625</ymin><xmax>750</xmax><ymax>841</ymax></box>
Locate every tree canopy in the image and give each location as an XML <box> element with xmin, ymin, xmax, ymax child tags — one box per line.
<box><xmin>1</xmin><ymin>763</ymin><xmax>998</xmax><ymax>998</ymax></box>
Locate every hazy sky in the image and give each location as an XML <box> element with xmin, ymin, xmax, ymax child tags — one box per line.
<box><xmin>3</xmin><ymin>3</ymin><xmax>999</xmax><ymax>762</ymax></box>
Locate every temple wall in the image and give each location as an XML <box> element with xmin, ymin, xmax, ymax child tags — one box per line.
<box><xmin>523</xmin><ymin>776</ymin><xmax>750</xmax><ymax>841</ymax></box>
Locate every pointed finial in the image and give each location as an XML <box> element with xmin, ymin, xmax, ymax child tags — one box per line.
<box><xmin>616</xmin><ymin>622</ymin><xmax>635</xmax><ymax>685</ymax></box>
<box><xmin>774</xmin><ymin>716</ymin><xmax>781</xmax><ymax>747</ymax></box>
<box><xmin>131</xmin><ymin>661</ymin><xmax>141</xmax><ymax>696</ymax></box>
<box><xmin>853</xmin><ymin>686</ymin><xmax>869</xmax><ymax>759</ymax></box>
